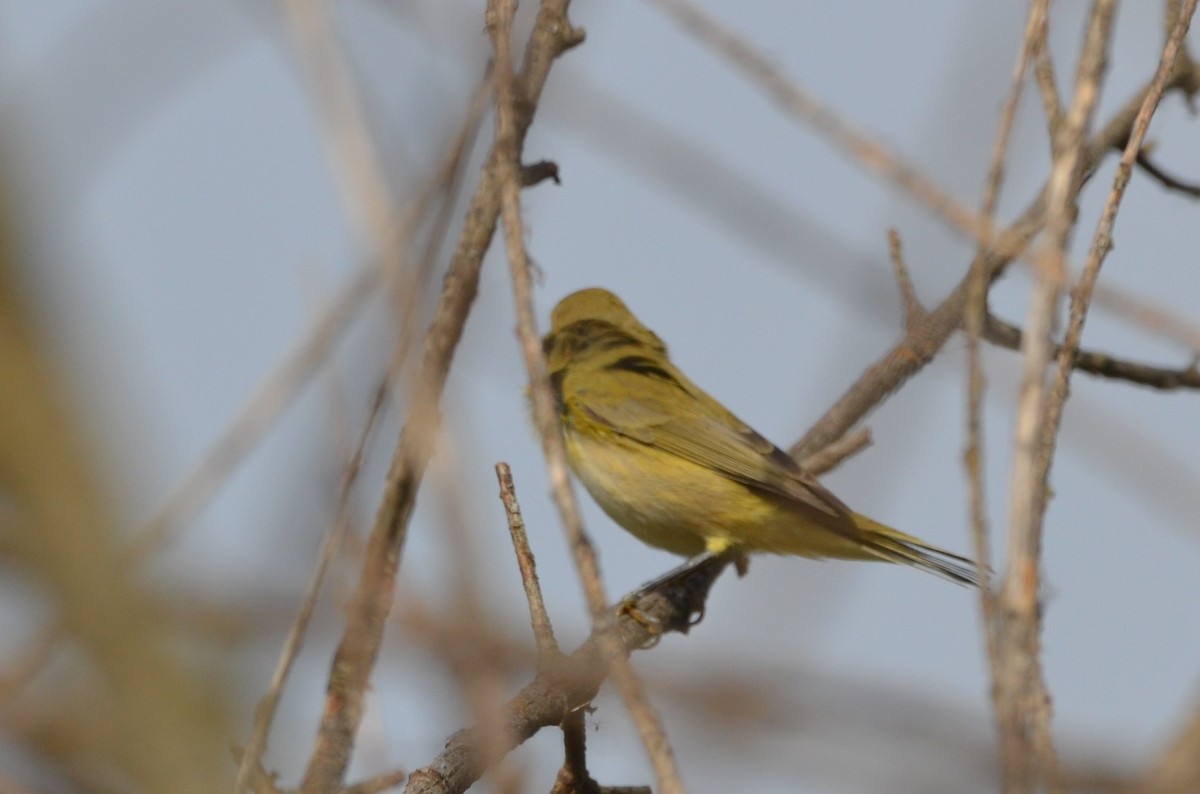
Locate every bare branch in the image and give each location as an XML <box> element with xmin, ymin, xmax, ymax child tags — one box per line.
<box><xmin>646</xmin><ymin>0</ymin><xmax>997</xmax><ymax>249</ymax></box>
<box><xmin>798</xmin><ymin>427</ymin><xmax>872</xmax><ymax>476</ymax></box>
<box><xmin>639</xmin><ymin>1</ymin><xmax>1199</xmax><ymax>463</ymax></box>
<box><xmin>495</xmin><ymin>463</ymin><xmax>559</xmax><ymax>659</ymax></box>
<box><xmin>549</xmin><ymin>709</ymin><xmax>593</xmax><ymax>794</ymax></box>
<box><xmin>996</xmin><ymin>3</ymin><xmax>1121</xmax><ymax>789</ymax></box>
<box><xmin>403</xmin><ymin>557</ymin><xmax>732</xmax><ymax>794</ymax></box>
<box><xmin>549</xmin><ymin>708</ymin><xmax>654</xmax><ymax>794</ymax></box>
<box><xmin>232</xmin><ymin>41</ymin><xmax>490</xmax><ymax>794</ymax></box>
<box><xmin>984</xmin><ymin>314</ymin><xmax>1200</xmax><ymax>390</ymax></box>
<box><xmin>1042</xmin><ymin>0</ymin><xmax>1200</xmax><ymax>623</ymax></box>
<box><xmin>1001</xmin><ymin>11</ymin><xmax>1200</xmax><ymax>785</ymax></box>
<box><xmin>487</xmin><ymin>2</ymin><xmax>685</xmax><ymax>791</ymax></box>
<box><xmin>277</xmin><ymin>0</ymin><xmax>396</xmax><ymax>247</ymax></box>
<box><xmin>297</xmin><ymin>2</ymin><xmax>582</xmax><ymax>789</ymax></box>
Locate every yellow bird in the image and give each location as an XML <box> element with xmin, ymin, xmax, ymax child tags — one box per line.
<box><xmin>542</xmin><ymin>287</ymin><xmax>978</xmax><ymax>586</ymax></box>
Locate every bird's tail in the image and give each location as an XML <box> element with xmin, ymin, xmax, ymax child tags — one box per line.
<box><xmin>850</xmin><ymin>513</ymin><xmax>982</xmax><ymax>587</ymax></box>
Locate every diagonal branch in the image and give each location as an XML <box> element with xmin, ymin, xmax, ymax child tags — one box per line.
<box><xmin>233</xmin><ymin>59</ymin><xmax>489</xmax><ymax>794</ymax></box>
<box><xmin>496</xmin><ymin>463</ymin><xmax>560</xmax><ymax>660</ymax></box>
<box><xmin>403</xmin><ymin>556</ymin><xmax>731</xmax><ymax>794</ymax></box>
<box><xmin>296</xmin><ymin>3</ymin><xmax>583</xmax><ymax>790</ymax></box>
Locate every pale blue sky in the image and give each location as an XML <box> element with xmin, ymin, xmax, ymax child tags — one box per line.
<box><xmin>3</xmin><ymin>2</ymin><xmax>1199</xmax><ymax>792</ymax></box>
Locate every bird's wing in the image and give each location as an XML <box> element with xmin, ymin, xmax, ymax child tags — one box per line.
<box><xmin>569</xmin><ymin>355</ymin><xmax>851</xmax><ymax>520</ymax></box>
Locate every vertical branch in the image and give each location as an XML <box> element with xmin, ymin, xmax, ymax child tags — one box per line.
<box><xmin>964</xmin><ymin>0</ymin><xmax>1048</xmax><ymax>758</ymax></box>
<box><xmin>1035</xmin><ymin>13</ymin><xmax>1199</xmax><ymax>783</ymax></box>
<box><xmin>997</xmin><ymin>2</ymin><xmax>1117</xmax><ymax>790</ymax></box>
<box><xmin>550</xmin><ymin>709</ymin><xmax>594</xmax><ymax>794</ymax></box>
<box><xmin>487</xmin><ymin>3</ymin><xmax>686</xmax><ymax>793</ymax></box>
<box><xmin>486</xmin><ymin>0</ymin><xmax>604</xmax><ymax>626</ymax></box>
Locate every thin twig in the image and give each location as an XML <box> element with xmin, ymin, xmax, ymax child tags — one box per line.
<box><xmin>1134</xmin><ymin>150</ymin><xmax>1200</xmax><ymax>197</ymax></box>
<box><xmin>233</xmin><ymin>381</ymin><xmax>383</xmax><ymax>793</ymax></box>
<box><xmin>645</xmin><ymin>0</ymin><xmax>996</xmax><ymax>250</ymax></box>
<box><xmin>983</xmin><ymin>314</ymin><xmax>1200</xmax><ymax>390</ymax></box>
<box><xmin>495</xmin><ymin>463</ymin><xmax>559</xmax><ymax>660</ymax></box>
<box><xmin>232</xmin><ymin>29</ymin><xmax>489</xmax><ymax>794</ymax></box>
<box><xmin>278</xmin><ymin>0</ymin><xmax>395</xmax><ymax>247</ymax></box>
<box><xmin>434</xmin><ymin>443</ymin><xmax>526</xmax><ymax>794</ymax></box>
<box><xmin>887</xmin><ymin>229</ymin><xmax>927</xmax><ymax>332</ymax></box>
<box><xmin>134</xmin><ymin>7</ymin><xmax>487</xmax><ymax>565</ymax></box>
<box><xmin>1032</xmin><ymin>8</ymin><xmax>1065</xmax><ymax>146</ymax></box>
<box><xmin>297</xmin><ymin>3</ymin><xmax>581</xmax><ymax>788</ymax></box>
<box><xmin>550</xmin><ymin>711</ymin><xmax>653</xmax><ymax>793</ymax></box>
<box><xmin>487</xmin><ymin>3</ymin><xmax>685</xmax><ymax>792</ymax></box>
<box><xmin>297</xmin><ymin>156</ymin><xmax>471</xmax><ymax>794</ymax></box>
<box><xmin>486</xmin><ymin>0</ymin><xmax>604</xmax><ymax>626</ymax></box>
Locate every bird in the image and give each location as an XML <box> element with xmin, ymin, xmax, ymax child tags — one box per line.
<box><xmin>541</xmin><ymin>287</ymin><xmax>979</xmax><ymax>587</ymax></box>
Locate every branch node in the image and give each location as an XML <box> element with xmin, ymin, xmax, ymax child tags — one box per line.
<box><xmin>559</xmin><ymin>24</ymin><xmax>587</xmax><ymax>53</ymax></box>
<box><xmin>887</xmin><ymin>229</ymin><xmax>928</xmax><ymax>332</ymax></box>
<box><xmin>521</xmin><ymin>159</ymin><xmax>561</xmax><ymax>187</ymax></box>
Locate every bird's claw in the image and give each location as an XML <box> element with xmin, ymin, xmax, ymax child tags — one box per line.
<box><xmin>618</xmin><ymin>598</ymin><xmax>664</xmax><ymax>648</ymax></box>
